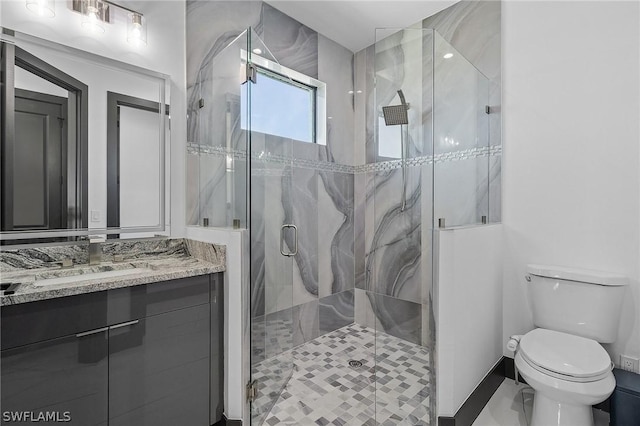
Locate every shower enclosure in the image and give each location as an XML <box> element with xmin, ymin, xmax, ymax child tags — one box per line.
<box><xmin>188</xmin><ymin>26</ymin><xmax>491</xmax><ymax>425</ymax></box>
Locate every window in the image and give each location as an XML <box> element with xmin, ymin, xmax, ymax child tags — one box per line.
<box><xmin>241</xmin><ymin>52</ymin><xmax>326</xmax><ymax>145</ymax></box>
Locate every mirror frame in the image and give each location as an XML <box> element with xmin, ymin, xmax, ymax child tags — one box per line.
<box><xmin>0</xmin><ymin>28</ymin><xmax>171</xmax><ymax>242</ymax></box>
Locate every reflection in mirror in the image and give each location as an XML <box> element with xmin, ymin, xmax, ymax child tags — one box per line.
<box><xmin>107</xmin><ymin>92</ymin><xmax>168</xmax><ymax>236</ymax></box>
<box><xmin>0</xmin><ymin>30</ymin><xmax>170</xmax><ymax>243</ymax></box>
<box><xmin>1</xmin><ymin>44</ymin><xmax>88</xmax><ymax>232</ymax></box>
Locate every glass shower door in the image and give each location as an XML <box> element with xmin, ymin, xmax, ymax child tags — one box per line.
<box><xmin>246</xmin><ymin>29</ymin><xmax>296</xmax><ymax>426</ymax></box>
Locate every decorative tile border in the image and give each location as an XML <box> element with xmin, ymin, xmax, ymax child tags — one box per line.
<box><xmin>187</xmin><ymin>143</ymin><xmax>246</xmax><ymax>159</ymax></box>
<box><xmin>187</xmin><ymin>143</ymin><xmax>502</xmax><ymax>174</ymax></box>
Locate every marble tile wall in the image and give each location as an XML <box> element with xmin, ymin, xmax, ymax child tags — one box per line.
<box><xmin>366</xmin><ymin>166</ymin><xmax>422</xmax><ymax>304</ymax></box>
<box><xmin>319</xmin><ymin>290</ymin><xmax>355</xmax><ymax>335</ymax></box>
<box><xmin>318</xmin><ymin>35</ymin><xmax>355</xmax><ymax>166</ymax></box>
<box><xmin>292</xmin><ymin>300</ymin><xmax>319</xmax><ymax>347</ymax></box>
<box><xmin>318</xmin><ymin>171</ymin><xmax>355</xmax><ymax>298</ymax></box>
<box><xmin>290</xmin><ymin>167</ymin><xmax>318</xmax><ymax>307</ymax></box>
<box><xmin>354</xmin><ymin>289</ymin><xmax>422</xmax><ymax>346</ymax></box>
<box><xmin>354</xmin><ymin>172</ymin><xmax>367</xmax><ymax>290</ymax></box>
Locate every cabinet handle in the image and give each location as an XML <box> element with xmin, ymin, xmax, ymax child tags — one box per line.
<box><xmin>109</xmin><ymin>320</ymin><xmax>139</xmax><ymax>330</ymax></box>
<box><xmin>76</xmin><ymin>327</ymin><xmax>109</xmax><ymax>338</ymax></box>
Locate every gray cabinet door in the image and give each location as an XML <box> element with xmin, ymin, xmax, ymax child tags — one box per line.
<box><xmin>1</xmin><ymin>330</ymin><xmax>108</xmax><ymax>426</ymax></box>
<box><xmin>108</xmin><ymin>304</ymin><xmax>210</xmax><ymax>426</ymax></box>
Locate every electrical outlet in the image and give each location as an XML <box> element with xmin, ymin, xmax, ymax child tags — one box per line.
<box><xmin>91</xmin><ymin>210</ymin><xmax>101</xmax><ymax>223</ymax></box>
<box><xmin>620</xmin><ymin>355</ymin><xmax>639</xmax><ymax>373</ymax></box>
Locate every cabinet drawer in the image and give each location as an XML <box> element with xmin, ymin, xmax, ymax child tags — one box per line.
<box><xmin>107</xmin><ymin>274</ymin><xmax>211</xmax><ymax>324</ymax></box>
<box><xmin>1</xmin><ymin>291</ymin><xmax>109</xmax><ymax>350</ymax></box>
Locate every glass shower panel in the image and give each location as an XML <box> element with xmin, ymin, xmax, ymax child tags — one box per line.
<box><xmin>433</xmin><ymin>33</ymin><xmax>490</xmax><ymax>228</ymax></box>
<box><xmin>194</xmin><ymin>30</ymin><xmax>249</xmax><ymax>228</ymax></box>
<box><xmin>247</xmin><ymin>29</ymin><xmax>295</xmax><ymax>426</ymax></box>
<box><xmin>372</xmin><ymin>28</ymin><xmax>435</xmax><ymax>425</ymax></box>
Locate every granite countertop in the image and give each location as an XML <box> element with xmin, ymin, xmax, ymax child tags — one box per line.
<box><xmin>0</xmin><ymin>238</ymin><xmax>225</xmax><ymax>306</ymax></box>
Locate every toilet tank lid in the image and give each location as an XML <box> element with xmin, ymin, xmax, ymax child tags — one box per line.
<box><xmin>527</xmin><ymin>264</ymin><xmax>628</xmax><ymax>287</ymax></box>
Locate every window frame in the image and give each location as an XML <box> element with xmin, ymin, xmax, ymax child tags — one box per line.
<box><xmin>241</xmin><ymin>49</ymin><xmax>327</xmax><ymax>145</ymax></box>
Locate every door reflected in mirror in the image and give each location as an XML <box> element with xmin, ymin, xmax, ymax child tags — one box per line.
<box><xmin>107</xmin><ymin>92</ymin><xmax>168</xmax><ymax>234</ymax></box>
<box><xmin>2</xmin><ymin>45</ymin><xmax>88</xmax><ymax>232</ymax></box>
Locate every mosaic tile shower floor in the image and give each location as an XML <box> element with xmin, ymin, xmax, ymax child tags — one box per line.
<box><xmin>252</xmin><ymin>324</ymin><xmax>433</xmax><ymax>425</ymax></box>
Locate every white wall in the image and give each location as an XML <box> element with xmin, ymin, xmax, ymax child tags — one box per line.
<box><xmin>436</xmin><ymin>224</ymin><xmax>503</xmax><ymax>417</ymax></box>
<box><xmin>185</xmin><ymin>226</ymin><xmax>249</xmax><ymax>423</ymax></box>
<box><xmin>502</xmin><ymin>1</ymin><xmax>640</xmax><ymax>367</ymax></box>
<box><xmin>1</xmin><ymin>0</ymin><xmax>187</xmax><ymax>237</ymax></box>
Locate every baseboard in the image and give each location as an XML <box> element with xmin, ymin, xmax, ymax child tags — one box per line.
<box><xmin>212</xmin><ymin>415</ymin><xmax>242</xmax><ymax>426</ymax></box>
<box><xmin>437</xmin><ymin>358</ymin><xmax>506</xmax><ymax>426</ymax></box>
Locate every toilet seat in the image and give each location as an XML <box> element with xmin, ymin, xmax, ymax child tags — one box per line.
<box><xmin>519</xmin><ymin>329</ymin><xmax>613</xmax><ymax>383</ymax></box>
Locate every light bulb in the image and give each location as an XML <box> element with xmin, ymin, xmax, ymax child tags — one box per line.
<box><xmin>127</xmin><ymin>13</ymin><xmax>147</xmax><ymax>46</ymax></box>
<box><xmin>26</xmin><ymin>0</ymin><xmax>55</xmax><ymax>18</ymax></box>
<box><xmin>81</xmin><ymin>0</ymin><xmax>105</xmax><ymax>33</ymax></box>
<box><xmin>443</xmin><ymin>53</ymin><xmax>454</xmax><ymax>59</ymax></box>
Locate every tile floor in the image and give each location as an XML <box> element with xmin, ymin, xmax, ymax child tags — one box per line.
<box><xmin>472</xmin><ymin>379</ymin><xmax>611</xmax><ymax>426</ymax></box>
<box><xmin>252</xmin><ymin>326</ymin><xmax>610</xmax><ymax>426</ymax></box>
<box><xmin>252</xmin><ymin>324</ymin><xmax>434</xmax><ymax>425</ymax></box>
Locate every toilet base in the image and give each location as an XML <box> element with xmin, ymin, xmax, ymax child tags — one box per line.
<box><xmin>532</xmin><ymin>392</ymin><xmax>594</xmax><ymax>426</ymax></box>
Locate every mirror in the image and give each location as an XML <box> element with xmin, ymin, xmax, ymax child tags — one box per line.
<box><xmin>0</xmin><ymin>29</ymin><xmax>170</xmax><ymax>242</ymax></box>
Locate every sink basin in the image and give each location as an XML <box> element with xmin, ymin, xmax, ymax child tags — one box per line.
<box><xmin>34</xmin><ymin>268</ymin><xmax>152</xmax><ymax>287</ymax></box>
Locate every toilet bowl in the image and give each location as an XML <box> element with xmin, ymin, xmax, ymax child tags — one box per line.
<box><xmin>515</xmin><ymin>328</ymin><xmax>615</xmax><ymax>426</ymax></box>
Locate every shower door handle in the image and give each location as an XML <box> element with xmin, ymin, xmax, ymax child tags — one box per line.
<box><xmin>280</xmin><ymin>224</ymin><xmax>298</xmax><ymax>257</ymax></box>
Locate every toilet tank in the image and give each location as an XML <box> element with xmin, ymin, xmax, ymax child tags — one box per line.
<box><xmin>526</xmin><ymin>264</ymin><xmax>627</xmax><ymax>343</ymax></box>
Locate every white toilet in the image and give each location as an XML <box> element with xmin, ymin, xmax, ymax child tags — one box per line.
<box><xmin>514</xmin><ymin>264</ymin><xmax>627</xmax><ymax>426</ymax></box>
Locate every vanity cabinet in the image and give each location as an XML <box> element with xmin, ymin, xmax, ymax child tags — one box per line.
<box><xmin>0</xmin><ymin>273</ymin><xmax>223</xmax><ymax>426</ymax></box>
<box><xmin>1</xmin><ymin>331</ymin><xmax>109</xmax><ymax>426</ymax></box>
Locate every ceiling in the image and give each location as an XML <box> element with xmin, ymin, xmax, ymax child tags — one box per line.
<box><xmin>265</xmin><ymin>0</ymin><xmax>460</xmax><ymax>52</ymax></box>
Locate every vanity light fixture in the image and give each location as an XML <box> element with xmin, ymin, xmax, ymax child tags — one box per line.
<box><xmin>72</xmin><ymin>0</ymin><xmax>146</xmax><ymax>45</ymax></box>
<box><xmin>25</xmin><ymin>0</ymin><xmax>56</xmax><ymax>18</ymax></box>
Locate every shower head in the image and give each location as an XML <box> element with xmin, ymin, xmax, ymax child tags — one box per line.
<box><xmin>382</xmin><ymin>90</ymin><xmax>409</xmax><ymax>126</ymax></box>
